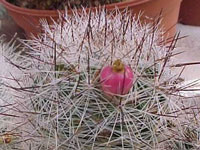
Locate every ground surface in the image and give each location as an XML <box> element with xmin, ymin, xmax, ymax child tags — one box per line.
<box><xmin>172</xmin><ymin>24</ymin><xmax>200</xmax><ymax>96</ymax></box>
<box><xmin>173</xmin><ymin>24</ymin><xmax>200</xmax><ymax>82</ymax></box>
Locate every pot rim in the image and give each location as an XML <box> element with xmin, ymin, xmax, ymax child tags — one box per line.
<box><xmin>1</xmin><ymin>0</ymin><xmax>151</xmax><ymax>16</ymax></box>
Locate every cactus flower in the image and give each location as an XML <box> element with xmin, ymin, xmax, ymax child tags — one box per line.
<box><xmin>100</xmin><ymin>59</ymin><xmax>134</xmax><ymax>95</ymax></box>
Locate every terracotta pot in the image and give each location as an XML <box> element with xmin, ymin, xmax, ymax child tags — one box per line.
<box><xmin>179</xmin><ymin>0</ymin><xmax>200</xmax><ymax>26</ymax></box>
<box><xmin>1</xmin><ymin>0</ymin><xmax>182</xmax><ymax>39</ymax></box>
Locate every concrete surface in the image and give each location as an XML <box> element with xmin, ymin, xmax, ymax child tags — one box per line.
<box><xmin>173</xmin><ymin>24</ymin><xmax>200</xmax><ymax>83</ymax></box>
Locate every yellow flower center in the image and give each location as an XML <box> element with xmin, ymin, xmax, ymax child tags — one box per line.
<box><xmin>112</xmin><ymin>59</ymin><xmax>125</xmax><ymax>73</ymax></box>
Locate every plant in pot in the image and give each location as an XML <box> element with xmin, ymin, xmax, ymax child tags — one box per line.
<box><xmin>0</xmin><ymin>9</ymin><xmax>199</xmax><ymax>150</ymax></box>
<box><xmin>7</xmin><ymin>0</ymin><xmax>126</xmax><ymax>10</ymax></box>
<box><xmin>0</xmin><ymin>0</ymin><xmax>182</xmax><ymax>39</ymax></box>
<box><xmin>179</xmin><ymin>0</ymin><xmax>200</xmax><ymax>26</ymax></box>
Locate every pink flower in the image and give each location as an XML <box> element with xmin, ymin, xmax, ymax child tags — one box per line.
<box><xmin>100</xmin><ymin>59</ymin><xmax>134</xmax><ymax>96</ymax></box>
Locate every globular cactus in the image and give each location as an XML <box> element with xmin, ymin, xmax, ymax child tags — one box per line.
<box><xmin>0</xmin><ymin>9</ymin><xmax>199</xmax><ymax>150</ymax></box>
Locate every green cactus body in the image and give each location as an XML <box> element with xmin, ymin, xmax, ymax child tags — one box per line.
<box><xmin>0</xmin><ymin>8</ymin><xmax>198</xmax><ymax>150</ymax></box>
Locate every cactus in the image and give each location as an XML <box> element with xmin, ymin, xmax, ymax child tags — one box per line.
<box><xmin>0</xmin><ymin>9</ymin><xmax>199</xmax><ymax>150</ymax></box>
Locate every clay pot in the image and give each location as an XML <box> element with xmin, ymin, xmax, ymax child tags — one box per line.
<box><xmin>179</xmin><ymin>0</ymin><xmax>200</xmax><ymax>26</ymax></box>
<box><xmin>1</xmin><ymin>0</ymin><xmax>182</xmax><ymax>39</ymax></box>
